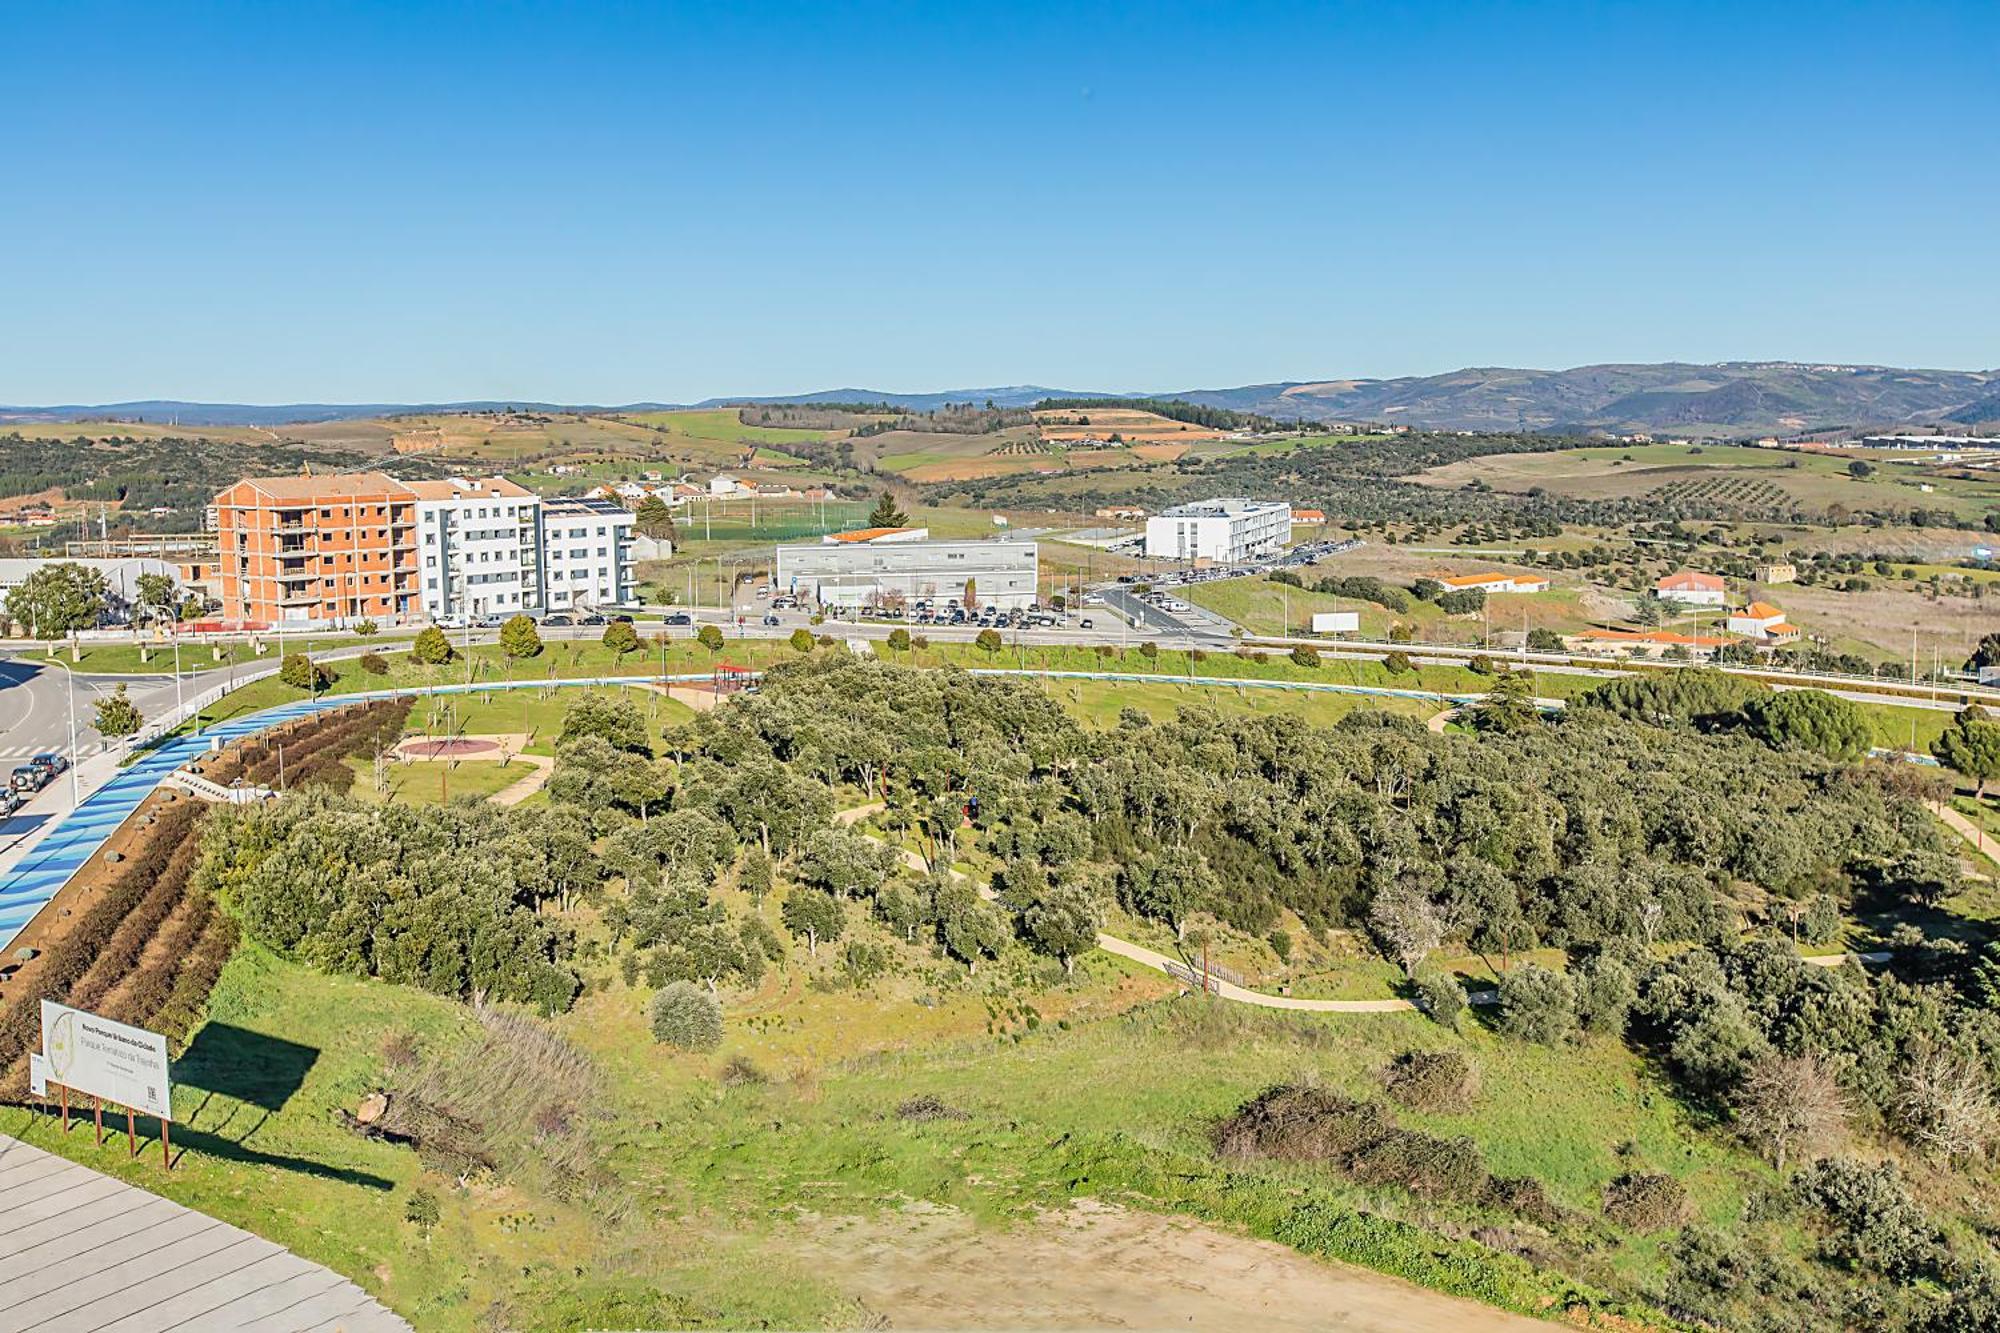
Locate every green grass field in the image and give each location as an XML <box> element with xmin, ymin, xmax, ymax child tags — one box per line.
<box><xmin>344</xmin><ymin>756</ymin><xmax>527</xmax><ymax>805</ymax></box>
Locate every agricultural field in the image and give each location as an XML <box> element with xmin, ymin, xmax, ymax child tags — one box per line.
<box><xmin>1031</xmin><ymin>407</ymin><xmax>1226</xmax><ymax>444</ymax></box>
<box><xmin>1410</xmin><ymin>442</ymin><xmax>2000</xmax><ymax>521</ymax></box>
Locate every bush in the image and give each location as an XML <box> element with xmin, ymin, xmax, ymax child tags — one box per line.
<box><xmin>1382</xmin><ymin>1050</ymin><xmax>1480</xmax><ymax>1113</ymax></box>
<box><xmin>1485</xmin><ymin>1176</ymin><xmax>1566</xmax><ymax>1229</ymax></box>
<box><xmin>500</xmin><ymin>614</ymin><xmax>543</xmax><ymax>658</ymax></box>
<box><xmin>718</xmin><ymin>1054</ymin><xmax>767</xmax><ymax>1087</ymax></box>
<box><xmin>1347</xmin><ymin>1128</ymin><xmax>1489</xmax><ymax>1200</ymax></box>
<box><xmin>277</xmin><ymin>652</ymin><xmax>331</xmax><ymax>692</ymax></box>
<box><xmin>353</xmin><ymin>619</ymin><xmax>378</xmax><ymax>636</ymax></box>
<box><xmin>1383</xmin><ymin>650</ymin><xmax>1413</xmax><ymax>675</ymax></box>
<box><xmin>411</xmin><ymin>625</ymin><xmax>454</xmax><ymax>665</ymax></box>
<box><xmin>1571</xmin><ymin>954</ymin><xmax>1637</xmax><ymax>1036</ymax></box>
<box><xmin>358</xmin><ymin>652</ymin><xmax>389</xmax><ymax>676</ymax></box>
<box><xmin>1497</xmin><ymin>964</ymin><xmax>1576</xmax><ymax>1045</ymax></box>
<box><xmin>1603</xmin><ymin>1171</ymin><xmax>1690</xmax><ymax>1232</ymax></box>
<box><xmin>975</xmin><ymin>628</ymin><xmax>1003</xmax><ymax>655</ymax></box>
<box><xmin>896</xmin><ymin>1093</ymin><xmax>970</xmax><ymax>1122</ymax></box>
<box><xmin>1215</xmin><ymin>1086</ymin><xmax>1392</xmax><ymax>1164</ymax></box>
<box><xmin>696</xmin><ymin>624</ymin><xmax>725</xmax><ymax>653</ymax></box>
<box><xmin>1412</xmin><ymin>969</ymin><xmax>1466</xmax><ymax>1029</ymax></box>
<box><xmin>1793</xmin><ymin>1157</ymin><xmax>1947</xmax><ymax>1282</ymax></box>
<box><xmin>602</xmin><ymin>620</ymin><xmax>640</xmax><ymax>654</ymax></box>
<box><xmin>789</xmin><ymin>627</ymin><xmax>814</xmax><ymax>653</ymax></box>
<box><xmin>404</xmin><ymin>1188</ymin><xmax>440</xmax><ymax>1232</ymax></box>
<box><xmin>649</xmin><ymin>982</ymin><xmax>723</xmax><ymax>1051</ymax></box>
<box><xmin>1290</xmin><ymin>645</ymin><xmax>1320</xmax><ymax>668</ymax></box>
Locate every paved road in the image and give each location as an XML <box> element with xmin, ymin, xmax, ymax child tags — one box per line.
<box><xmin>0</xmin><ymin>1134</ymin><xmax>409</xmax><ymax>1331</ymax></box>
<box><xmin>0</xmin><ymin>659</ymin><xmax>185</xmax><ymax>762</ymax></box>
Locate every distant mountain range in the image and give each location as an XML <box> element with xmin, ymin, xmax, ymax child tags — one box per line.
<box><xmin>6</xmin><ymin>362</ymin><xmax>1997</xmax><ymax>436</ymax></box>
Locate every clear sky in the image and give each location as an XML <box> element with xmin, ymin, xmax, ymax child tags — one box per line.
<box><xmin>4</xmin><ymin>1</ymin><xmax>1996</xmax><ymax>404</ymax></box>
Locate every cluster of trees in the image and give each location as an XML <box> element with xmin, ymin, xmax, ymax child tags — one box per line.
<box><xmin>0</xmin><ymin>434</ymin><xmax>425</xmax><ymax>534</ymax></box>
<box><xmin>1031</xmin><ymin>397</ymin><xmax>1280</xmax><ymax>432</ymax></box>
<box><xmin>194</xmin><ymin>792</ymin><xmax>585</xmax><ymax>1014</ymax></box>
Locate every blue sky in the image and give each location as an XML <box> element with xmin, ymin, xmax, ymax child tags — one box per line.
<box><xmin>3</xmin><ymin>1</ymin><xmax>1996</xmax><ymax>403</ymax></box>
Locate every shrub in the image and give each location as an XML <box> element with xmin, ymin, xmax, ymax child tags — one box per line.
<box><xmin>404</xmin><ymin>1188</ymin><xmax>440</xmax><ymax>1233</ymax></box>
<box><xmin>896</xmin><ymin>1093</ymin><xmax>970</xmax><ymax>1122</ymax></box>
<box><xmin>278</xmin><ymin>652</ymin><xmax>331</xmax><ymax>692</ymax></box>
<box><xmin>1383</xmin><ymin>650</ymin><xmax>1413</xmax><ymax>675</ymax></box>
<box><xmin>789</xmin><ymin>628</ymin><xmax>815</xmax><ymax>653</ymax></box>
<box><xmin>649</xmin><ymin>981</ymin><xmax>723</xmax><ymax>1051</ymax></box>
<box><xmin>696</xmin><ymin>624</ymin><xmax>725</xmax><ymax>652</ymax></box>
<box><xmin>353</xmin><ymin>619</ymin><xmax>378</xmax><ymax>636</ymax></box>
<box><xmin>718</xmin><ymin>1054</ymin><xmax>767</xmax><ymax>1087</ymax></box>
<box><xmin>1347</xmin><ymin>1129</ymin><xmax>1489</xmax><ymax>1200</ymax></box>
<box><xmin>975</xmin><ymin>628</ymin><xmax>1003</xmax><ymax>655</ymax></box>
<box><xmin>1485</xmin><ymin>1175</ymin><xmax>1566</xmax><ymax>1229</ymax></box>
<box><xmin>1497</xmin><ymin>964</ymin><xmax>1576</xmax><ymax>1045</ymax></box>
<box><xmin>1412</xmin><ymin>969</ymin><xmax>1466</xmax><ymax>1029</ymax></box>
<box><xmin>1793</xmin><ymin>1158</ymin><xmax>1947</xmax><ymax>1282</ymax></box>
<box><xmin>1214</xmin><ymin>1086</ymin><xmax>1391</xmax><ymax>1164</ymax></box>
<box><xmin>1290</xmin><ymin>644</ymin><xmax>1320</xmax><ymax>668</ymax></box>
<box><xmin>411</xmin><ymin>626</ymin><xmax>454</xmax><ymax>665</ymax></box>
<box><xmin>358</xmin><ymin>652</ymin><xmax>389</xmax><ymax>676</ymax></box>
<box><xmin>500</xmin><ymin>614</ymin><xmax>543</xmax><ymax>658</ymax></box>
<box><xmin>886</xmin><ymin>627</ymin><xmax>910</xmax><ymax>652</ymax></box>
<box><xmin>1571</xmin><ymin>954</ymin><xmax>1636</xmax><ymax>1036</ymax></box>
<box><xmin>1603</xmin><ymin>1171</ymin><xmax>1690</xmax><ymax>1232</ymax></box>
<box><xmin>602</xmin><ymin>620</ymin><xmax>641</xmax><ymax>654</ymax></box>
<box><xmin>911</xmin><ymin>634</ymin><xmax>929</xmax><ymax>650</ymax></box>
<box><xmin>1382</xmin><ymin>1050</ymin><xmax>1481</xmax><ymax>1113</ymax></box>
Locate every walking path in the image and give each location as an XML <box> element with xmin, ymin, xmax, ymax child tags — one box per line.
<box><xmin>1934</xmin><ymin>800</ymin><xmax>1998</xmax><ymax>869</ymax></box>
<box><xmin>0</xmin><ymin>1134</ymin><xmax>409</xmax><ymax>1332</ymax></box>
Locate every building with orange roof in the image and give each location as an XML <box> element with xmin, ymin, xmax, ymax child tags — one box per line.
<box><xmin>213</xmin><ymin>472</ymin><xmax>421</xmax><ymax>626</ymax></box>
<box><xmin>215</xmin><ymin>471</ymin><xmax>635</xmax><ymax>625</ymax></box>
<box><xmin>1726</xmin><ymin>600</ymin><xmax>1799</xmax><ymax>642</ymax></box>
<box><xmin>1291</xmin><ymin>508</ymin><xmax>1328</xmax><ymax>525</ymax></box>
<box><xmin>1655</xmin><ymin>569</ymin><xmax>1727</xmax><ymax>605</ymax></box>
<box><xmin>822</xmin><ymin>525</ymin><xmax>929</xmax><ymax>545</ymax></box>
<box><xmin>1569</xmin><ymin>628</ymin><xmax>1734</xmax><ymax>660</ymax></box>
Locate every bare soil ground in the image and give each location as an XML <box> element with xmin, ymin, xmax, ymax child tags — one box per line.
<box><xmin>793</xmin><ymin>1200</ymin><xmax>1549</xmax><ymax>1331</ymax></box>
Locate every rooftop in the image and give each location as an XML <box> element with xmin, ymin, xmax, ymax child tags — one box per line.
<box><xmin>1156</xmin><ymin>498</ymin><xmax>1290</xmax><ymax>519</ymax></box>
<box><xmin>1657</xmin><ymin>570</ymin><xmax>1724</xmax><ymax>590</ymax></box>
<box><xmin>233</xmin><ymin>471</ymin><xmax>409</xmax><ymax>501</ymax></box>
<box><xmin>1740</xmin><ymin>600</ymin><xmax>1785</xmax><ymax>618</ymax></box>
<box><xmin>404</xmin><ymin>476</ymin><xmax>535</xmax><ymax>501</ymax></box>
<box><xmin>827</xmin><ymin>526</ymin><xmax>923</xmax><ymax>543</ymax></box>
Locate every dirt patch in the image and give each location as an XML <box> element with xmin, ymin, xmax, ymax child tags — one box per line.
<box><xmin>791</xmin><ymin>1199</ymin><xmax>1546</xmax><ymax>1330</ymax></box>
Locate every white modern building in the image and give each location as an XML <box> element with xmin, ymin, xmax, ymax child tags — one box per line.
<box><xmin>408</xmin><ymin>478</ymin><xmax>541</xmax><ymax>620</ymax></box>
<box><xmin>1144</xmin><ymin>499</ymin><xmax>1292</xmax><ymax>564</ymax></box>
<box><xmin>775</xmin><ymin>540</ymin><xmax>1039</xmax><ymax>610</ymax></box>
<box><xmin>538</xmin><ymin>497</ymin><xmax>637</xmax><ymax>612</ymax></box>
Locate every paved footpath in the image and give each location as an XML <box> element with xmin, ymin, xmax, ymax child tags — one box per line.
<box><xmin>0</xmin><ymin>1134</ymin><xmax>408</xmax><ymax>1332</ymax></box>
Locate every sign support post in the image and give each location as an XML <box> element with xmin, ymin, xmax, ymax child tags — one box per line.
<box><xmin>94</xmin><ymin>1096</ymin><xmax>103</xmax><ymax>1146</ymax></box>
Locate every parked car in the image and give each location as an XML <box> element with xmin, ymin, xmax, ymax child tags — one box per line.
<box><xmin>664</xmin><ymin>612</ymin><xmax>693</xmax><ymax>627</ymax></box>
<box><xmin>31</xmin><ymin>753</ymin><xmax>68</xmax><ymax>777</ymax></box>
<box><xmin>470</xmin><ymin>614</ymin><xmax>505</xmax><ymax>629</ymax></box>
<box><xmin>762</xmin><ymin>614</ymin><xmax>781</xmax><ymax>627</ymax></box>
<box><xmin>0</xmin><ymin>789</ymin><xmax>21</xmax><ymax>817</ymax></box>
<box><xmin>10</xmin><ymin>766</ymin><xmax>46</xmax><ymax>793</ymax></box>
<box><xmin>577</xmin><ymin>613</ymin><xmax>607</xmax><ymax>626</ymax></box>
<box><xmin>541</xmin><ymin>614</ymin><xmax>574</xmax><ymax>628</ymax></box>
<box><xmin>608</xmin><ymin>613</ymin><xmax>634</xmax><ymax>623</ymax></box>
<box><xmin>1079</xmin><ymin>617</ymin><xmax>1094</xmax><ymax>629</ymax></box>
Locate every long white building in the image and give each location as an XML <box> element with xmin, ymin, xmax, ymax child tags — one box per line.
<box><xmin>775</xmin><ymin>539</ymin><xmax>1039</xmax><ymax>610</ymax></box>
<box><xmin>1144</xmin><ymin>499</ymin><xmax>1292</xmax><ymax>564</ymax></box>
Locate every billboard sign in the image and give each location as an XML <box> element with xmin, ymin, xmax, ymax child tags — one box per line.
<box><xmin>1311</xmin><ymin>611</ymin><xmax>1360</xmax><ymax>634</ymax></box>
<box><xmin>39</xmin><ymin>1000</ymin><xmax>172</xmax><ymax>1121</ymax></box>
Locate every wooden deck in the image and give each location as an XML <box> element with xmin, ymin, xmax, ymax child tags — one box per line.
<box><xmin>0</xmin><ymin>1134</ymin><xmax>409</xmax><ymax>1332</ymax></box>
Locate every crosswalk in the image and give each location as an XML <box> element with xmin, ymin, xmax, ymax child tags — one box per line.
<box><xmin>0</xmin><ymin>744</ymin><xmax>67</xmax><ymax>761</ymax></box>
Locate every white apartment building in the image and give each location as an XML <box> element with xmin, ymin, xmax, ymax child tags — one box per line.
<box><xmin>776</xmin><ymin>540</ymin><xmax>1039</xmax><ymax>610</ymax></box>
<box><xmin>409</xmin><ymin>478</ymin><xmax>541</xmax><ymax>620</ymax></box>
<box><xmin>538</xmin><ymin>497</ymin><xmax>636</xmax><ymax>612</ymax></box>
<box><xmin>1144</xmin><ymin>499</ymin><xmax>1292</xmax><ymax>564</ymax></box>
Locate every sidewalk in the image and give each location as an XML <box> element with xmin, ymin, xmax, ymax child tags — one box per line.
<box><xmin>0</xmin><ymin>744</ymin><xmax>127</xmax><ymax>899</ymax></box>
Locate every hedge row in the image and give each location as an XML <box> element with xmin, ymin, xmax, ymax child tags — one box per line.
<box><xmin>0</xmin><ymin>802</ymin><xmax>204</xmax><ymax>1086</ymax></box>
<box><xmin>226</xmin><ymin>697</ymin><xmax>413</xmax><ymax>793</ymax></box>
